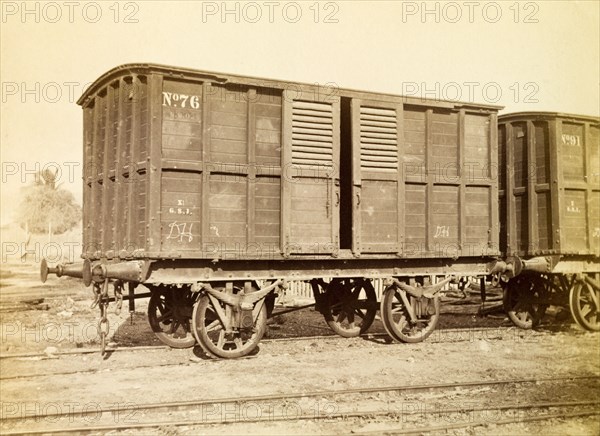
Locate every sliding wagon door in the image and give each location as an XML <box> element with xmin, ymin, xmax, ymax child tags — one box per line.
<box><xmin>351</xmin><ymin>99</ymin><xmax>403</xmax><ymax>254</ymax></box>
<box><xmin>282</xmin><ymin>91</ymin><xmax>340</xmax><ymax>255</ymax></box>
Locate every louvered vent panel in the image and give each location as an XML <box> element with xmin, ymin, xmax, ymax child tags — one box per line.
<box><xmin>360</xmin><ymin>107</ymin><xmax>398</xmax><ymax>172</ymax></box>
<box><xmin>291</xmin><ymin>101</ymin><xmax>333</xmax><ymax>168</ymax></box>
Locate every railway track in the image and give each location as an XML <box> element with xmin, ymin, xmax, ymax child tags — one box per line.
<box><xmin>0</xmin><ymin>325</ymin><xmax>543</xmax><ymax>361</ymax></box>
<box><xmin>1</xmin><ymin>375</ymin><xmax>598</xmax><ymax>435</ymax></box>
<box><xmin>356</xmin><ymin>409</ymin><xmax>600</xmax><ymax>435</ymax></box>
<box><xmin>0</xmin><ymin>326</ymin><xmax>549</xmax><ymax>381</ymax></box>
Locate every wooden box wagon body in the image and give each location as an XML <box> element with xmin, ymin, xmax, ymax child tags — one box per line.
<box><xmin>498</xmin><ymin>112</ymin><xmax>600</xmax><ymax>331</ymax></box>
<box><xmin>77</xmin><ymin>63</ymin><xmax>501</xmax><ymax>264</ymax></box>
<box><xmin>46</xmin><ymin>63</ymin><xmax>568</xmax><ymax>358</ymax></box>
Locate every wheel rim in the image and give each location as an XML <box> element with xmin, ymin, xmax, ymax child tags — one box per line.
<box><xmin>503</xmin><ymin>276</ymin><xmax>549</xmax><ymax>329</ymax></box>
<box><xmin>147</xmin><ymin>287</ymin><xmax>196</xmax><ymax>348</ymax></box>
<box><xmin>324</xmin><ymin>279</ymin><xmax>377</xmax><ymax>337</ymax></box>
<box><xmin>570</xmin><ymin>279</ymin><xmax>600</xmax><ymax>331</ymax></box>
<box><xmin>380</xmin><ymin>285</ymin><xmax>439</xmax><ymax>343</ymax></box>
<box><xmin>192</xmin><ymin>289</ymin><xmax>267</xmax><ymax>359</ymax></box>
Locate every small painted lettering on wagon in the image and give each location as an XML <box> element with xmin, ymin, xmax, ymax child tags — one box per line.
<box><xmin>566</xmin><ymin>201</ymin><xmax>581</xmax><ymax>214</ymax></box>
<box><xmin>434</xmin><ymin>226</ymin><xmax>450</xmax><ymax>238</ymax></box>
<box><xmin>166</xmin><ymin>222</ymin><xmax>194</xmax><ymax>243</ymax></box>
<box><xmin>168</xmin><ymin>200</ymin><xmax>192</xmax><ymax>216</ymax></box>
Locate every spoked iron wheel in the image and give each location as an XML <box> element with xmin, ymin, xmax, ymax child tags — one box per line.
<box><xmin>147</xmin><ymin>286</ymin><xmax>196</xmax><ymax>348</ymax></box>
<box><xmin>503</xmin><ymin>275</ymin><xmax>550</xmax><ymax>329</ymax></box>
<box><xmin>192</xmin><ymin>287</ymin><xmax>267</xmax><ymax>359</ymax></box>
<box><xmin>569</xmin><ymin>276</ymin><xmax>600</xmax><ymax>331</ymax></box>
<box><xmin>323</xmin><ymin>279</ymin><xmax>377</xmax><ymax>338</ymax></box>
<box><xmin>380</xmin><ymin>285</ymin><xmax>440</xmax><ymax>343</ymax></box>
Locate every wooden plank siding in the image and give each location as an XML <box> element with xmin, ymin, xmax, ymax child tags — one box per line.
<box><xmin>134</xmin><ymin>76</ymin><xmax>149</xmax><ymax>254</ymax></box>
<box><xmin>282</xmin><ymin>94</ymin><xmax>340</xmax><ymax>255</ymax></box>
<box><xmin>399</xmin><ymin>108</ymin><xmax>496</xmax><ymax>258</ymax></box>
<box><xmin>92</xmin><ymin>90</ymin><xmax>106</xmax><ymax>256</ymax></box>
<box><xmin>82</xmin><ymin>104</ymin><xmax>93</xmax><ymax>257</ymax></box>
<box><xmin>352</xmin><ymin>100</ymin><xmax>403</xmax><ymax>254</ymax></box>
<box><xmin>254</xmin><ymin>91</ymin><xmax>282</xmax><ymax>251</ymax></box>
<box><xmin>78</xmin><ymin>64</ymin><xmax>500</xmax><ymax>261</ymax></box>
<box><xmin>158</xmin><ymin>82</ymin><xmax>283</xmax><ymax>258</ymax></box>
<box><xmin>498</xmin><ymin>113</ymin><xmax>600</xmax><ymax>257</ymax></box>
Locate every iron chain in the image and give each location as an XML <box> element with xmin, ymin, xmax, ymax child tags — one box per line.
<box><xmin>98</xmin><ymin>279</ymin><xmax>110</xmax><ymax>355</ymax></box>
<box><xmin>114</xmin><ymin>281</ymin><xmax>124</xmax><ymax>316</ymax></box>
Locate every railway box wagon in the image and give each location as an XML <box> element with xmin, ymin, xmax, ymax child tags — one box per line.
<box><xmin>78</xmin><ymin>64</ymin><xmax>500</xmax><ymax>262</ymax></box>
<box><xmin>498</xmin><ymin>112</ymin><xmax>600</xmax><ymax>332</ymax></box>
<box><xmin>43</xmin><ymin>63</ymin><xmax>505</xmax><ymax>358</ymax></box>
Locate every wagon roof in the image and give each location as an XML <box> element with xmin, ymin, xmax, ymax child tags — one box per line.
<box><xmin>77</xmin><ymin>62</ymin><xmax>504</xmax><ymax>111</ymax></box>
<box><xmin>499</xmin><ymin>111</ymin><xmax>599</xmax><ymax>123</ymax></box>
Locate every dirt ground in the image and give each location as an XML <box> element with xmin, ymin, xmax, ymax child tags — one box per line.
<box><xmin>1</xmin><ymin>261</ymin><xmax>599</xmax><ymax>435</ymax></box>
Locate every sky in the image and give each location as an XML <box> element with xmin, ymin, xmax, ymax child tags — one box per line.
<box><xmin>1</xmin><ymin>0</ymin><xmax>599</xmax><ymax>226</ymax></box>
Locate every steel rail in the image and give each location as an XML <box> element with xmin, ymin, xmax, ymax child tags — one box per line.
<box><xmin>2</xmin><ymin>397</ymin><xmax>598</xmax><ymax>435</ymax></box>
<box><xmin>0</xmin><ymin>344</ymin><xmax>171</xmax><ymax>360</ymax></box>
<box><xmin>0</xmin><ymin>325</ymin><xmax>544</xmax><ymax>360</ymax></box>
<box><xmin>1</xmin><ymin>375</ymin><xmax>598</xmax><ymax>427</ymax></box>
<box><xmin>0</xmin><ymin>326</ymin><xmax>566</xmax><ymax>381</ymax></box>
<box><xmin>356</xmin><ymin>408</ymin><xmax>600</xmax><ymax>435</ymax></box>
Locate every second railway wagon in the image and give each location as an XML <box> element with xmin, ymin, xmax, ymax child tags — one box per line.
<box><xmin>498</xmin><ymin>112</ymin><xmax>600</xmax><ymax>331</ymax></box>
<box><xmin>42</xmin><ymin>63</ymin><xmax>506</xmax><ymax>358</ymax></box>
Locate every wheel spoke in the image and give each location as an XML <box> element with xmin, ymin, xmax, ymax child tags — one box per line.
<box><xmin>354</xmin><ymin>309</ymin><xmax>365</xmax><ymax>319</ymax></box>
<box><xmin>330</xmin><ymin>303</ymin><xmax>343</xmax><ymax>311</ymax></box>
<box><xmin>349</xmin><ymin>286</ymin><xmax>361</xmax><ymax>301</ymax></box>
<box><xmin>586</xmin><ymin>288</ymin><xmax>600</xmax><ymax>311</ymax></box>
<box><xmin>354</xmin><ymin>300</ymin><xmax>370</xmax><ymax>310</ymax></box>
<box><xmin>205</xmin><ymin>319</ymin><xmax>221</xmax><ymax>332</ymax></box>
<box><xmin>156</xmin><ymin>310</ymin><xmax>173</xmax><ymax>323</ymax></box>
<box><xmin>580</xmin><ymin>304</ymin><xmax>592</xmax><ymax>319</ymax></box>
<box><xmin>391</xmin><ymin>306</ymin><xmax>403</xmax><ymax>315</ymax></box>
<box><xmin>513</xmin><ymin>299</ymin><xmax>525</xmax><ymax>312</ymax></box>
<box><xmin>207</xmin><ymin>294</ymin><xmax>230</xmax><ymax>330</ymax></box>
<box><xmin>216</xmin><ymin>330</ymin><xmax>225</xmax><ymax>349</ymax></box>
<box><xmin>395</xmin><ymin>315</ymin><xmax>407</xmax><ymax>331</ymax></box>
